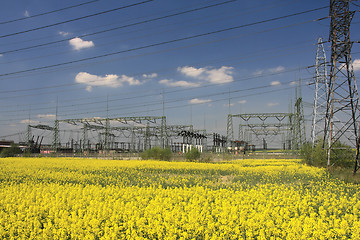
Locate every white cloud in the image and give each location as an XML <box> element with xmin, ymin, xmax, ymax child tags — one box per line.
<box><xmin>353</xmin><ymin>59</ymin><xmax>360</xmax><ymax>72</ymax></box>
<box><xmin>159</xmin><ymin>79</ymin><xmax>200</xmax><ymax>88</ymax></box>
<box><xmin>24</xmin><ymin>10</ymin><xmax>30</xmax><ymax>17</ymax></box>
<box><xmin>224</xmin><ymin>103</ymin><xmax>235</xmax><ymax>107</ymax></box>
<box><xmin>269</xmin><ymin>66</ymin><xmax>285</xmax><ymax>73</ymax></box>
<box><xmin>69</xmin><ymin>37</ymin><xmax>94</xmax><ymax>51</ymax></box>
<box><xmin>0</xmin><ymin>54</ymin><xmax>3</xmax><ymax>57</ymax></box>
<box><xmin>267</xmin><ymin>102</ymin><xmax>279</xmax><ymax>107</ymax></box>
<box><xmin>238</xmin><ymin>100</ymin><xmax>247</xmax><ymax>104</ymax></box>
<box><xmin>37</xmin><ymin>114</ymin><xmax>56</xmax><ymax>119</ymax></box>
<box><xmin>59</xmin><ymin>31</ymin><xmax>71</xmax><ymax>37</ymax></box>
<box><xmin>75</xmin><ymin>72</ymin><xmax>143</xmax><ymax>91</ymax></box>
<box><xmin>20</xmin><ymin>119</ymin><xmax>39</xmax><ymax>124</ymax></box>
<box><xmin>253</xmin><ymin>69</ymin><xmax>264</xmax><ymax>76</ymax></box>
<box><xmin>142</xmin><ymin>73</ymin><xmax>158</xmax><ymax>79</ymax></box>
<box><xmin>253</xmin><ymin>66</ymin><xmax>286</xmax><ymax>75</ymax></box>
<box><xmin>270</xmin><ymin>81</ymin><xmax>281</xmax><ymax>86</ymax></box>
<box><xmin>189</xmin><ymin>98</ymin><xmax>212</xmax><ymax>104</ymax></box>
<box><xmin>290</xmin><ymin>81</ymin><xmax>297</xmax><ymax>86</ymax></box>
<box><xmin>178</xmin><ymin>66</ymin><xmax>234</xmax><ymax>84</ymax></box>
<box><xmin>206</xmin><ymin>66</ymin><xmax>234</xmax><ymax>84</ymax></box>
<box><xmin>178</xmin><ymin>66</ymin><xmax>206</xmax><ymax>78</ymax></box>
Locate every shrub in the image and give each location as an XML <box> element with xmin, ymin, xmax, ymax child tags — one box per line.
<box><xmin>141</xmin><ymin>147</ymin><xmax>172</xmax><ymax>161</ymax></box>
<box><xmin>0</xmin><ymin>144</ymin><xmax>22</xmax><ymax>158</ymax></box>
<box><xmin>199</xmin><ymin>153</ymin><xmax>212</xmax><ymax>163</ymax></box>
<box><xmin>185</xmin><ymin>148</ymin><xmax>201</xmax><ymax>162</ymax></box>
<box><xmin>300</xmin><ymin>139</ymin><xmax>354</xmax><ymax>168</ymax></box>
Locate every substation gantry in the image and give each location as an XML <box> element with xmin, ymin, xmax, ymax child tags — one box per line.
<box><xmin>58</xmin><ymin>116</ymin><xmax>167</xmax><ymax>152</ymax></box>
<box><xmin>227</xmin><ymin>112</ymin><xmax>304</xmax><ymax>150</ymax></box>
<box><xmin>27</xmin><ymin>116</ymin><xmax>210</xmax><ymax>153</ymax></box>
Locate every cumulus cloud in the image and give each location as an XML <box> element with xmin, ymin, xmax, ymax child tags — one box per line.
<box><xmin>178</xmin><ymin>66</ymin><xmax>206</xmax><ymax>78</ymax></box>
<box><xmin>159</xmin><ymin>79</ymin><xmax>201</xmax><ymax>88</ymax></box>
<box><xmin>178</xmin><ymin>66</ymin><xmax>234</xmax><ymax>84</ymax></box>
<box><xmin>267</xmin><ymin>102</ymin><xmax>279</xmax><ymax>107</ymax></box>
<box><xmin>75</xmin><ymin>72</ymin><xmax>143</xmax><ymax>92</ymax></box>
<box><xmin>353</xmin><ymin>59</ymin><xmax>360</xmax><ymax>72</ymax></box>
<box><xmin>270</xmin><ymin>81</ymin><xmax>281</xmax><ymax>86</ymax></box>
<box><xmin>0</xmin><ymin>54</ymin><xmax>3</xmax><ymax>57</ymax></box>
<box><xmin>253</xmin><ymin>66</ymin><xmax>286</xmax><ymax>75</ymax></box>
<box><xmin>59</xmin><ymin>31</ymin><xmax>71</xmax><ymax>37</ymax></box>
<box><xmin>37</xmin><ymin>114</ymin><xmax>56</xmax><ymax>119</ymax></box>
<box><xmin>238</xmin><ymin>100</ymin><xmax>247</xmax><ymax>104</ymax></box>
<box><xmin>253</xmin><ymin>69</ymin><xmax>264</xmax><ymax>76</ymax></box>
<box><xmin>189</xmin><ymin>98</ymin><xmax>212</xmax><ymax>104</ymax></box>
<box><xmin>20</xmin><ymin>119</ymin><xmax>39</xmax><ymax>124</ymax></box>
<box><xmin>224</xmin><ymin>103</ymin><xmax>234</xmax><ymax>107</ymax></box>
<box><xmin>142</xmin><ymin>73</ymin><xmax>158</xmax><ymax>79</ymax></box>
<box><xmin>69</xmin><ymin>37</ymin><xmax>94</xmax><ymax>50</ymax></box>
<box><xmin>24</xmin><ymin>10</ymin><xmax>30</xmax><ymax>17</ymax></box>
<box><xmin>269</xmin><ymin>66</ymin><xmax>285</xmax><ymax>73</ymax></box>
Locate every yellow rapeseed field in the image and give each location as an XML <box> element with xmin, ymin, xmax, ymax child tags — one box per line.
<box><xmin>0</xmin><ymin>157</ymin><xmax>360</xmax><ymax>239</ymax></box>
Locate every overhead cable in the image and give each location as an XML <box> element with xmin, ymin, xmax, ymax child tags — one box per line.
<box><xmin>0</xmin><ymin>0</ymin><xmax>237</xmax><ymax>55</ymax></box>
<box><xmin>0</xmin><ymin>0</ymin><xmax>154</xmax><ymax>39</ymax></box>
<box><xmin>0</xmin><ymin>6</ymin><xmax>328</xmax><ymax>78</ymax></box>
<box><xmin>0</xmin><ymin>0</ymin><xmax>100</xmax><ymax>25</ymax></box>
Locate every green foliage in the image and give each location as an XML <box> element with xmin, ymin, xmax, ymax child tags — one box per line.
<box><xmin>141</xmin><ymin>147</ymin><xmax>172</xmax><ymax>161</ymax></box>
<box><xmin>185</xmin><ymin>148</ymin><xmax>201</xmax><ymax>162</ymax></box>
<box><xmin>300</xmin><ymin>139</ymin><xmax>354</xmax><ymax>168</ymax></box>
<box><xmin>0</xmin><ymin>144</ymin><xmax>22</xmax><ymax>158</ymax></box>
<box><xmin>23</xmin><ymin>151</ymin><xmax>32</xmax><ymax>158</ymax></box>
<box><xmin>199</xmin><ymin>154</ymin><xmax>212</xmax><ymax>163</ymax></box>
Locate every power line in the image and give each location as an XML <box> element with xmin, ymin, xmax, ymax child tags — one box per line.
<box><xmin>0</xmin><ymin>0</ymin><xmax>100</xmax><ymax>25</ymax></box>
<box><xmin>0</xmin><ymin>0</ymin><xmax>237</xmax><ymax>55</ymax></box>
<box><xmin>0</xmin><ymin>68</ymin><xmax>314</xmax><ymax>118</ymax></box>
<box><xmin>0</xmin><ymin>0</ymin><xmax>154</xmax><ymax>39</ymax></box>
<box><xmin>0</xmin><ymin>77</ymin><xmax>311</xmax><ymax>124</ymax></box>
<box><xmin>0</xmin><ymin>6</ymin><xmax>328</xmax><ymax>78</ymax></box>
<box><xmin>0</xmin><ymin>22</ymin><xmax>321</xmax><ymax>95</ymax></box>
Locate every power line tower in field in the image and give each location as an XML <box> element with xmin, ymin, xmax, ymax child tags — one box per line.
<box><xmin>311</xmin><ymin>37</ymin><xmax>329</xmax><ymax>147</ymax></box>
<box><xmin>324</xmin><ymin>0</ymin><xmax>360</xmax><ymax>171</ymax></box>
<box><xmin>293</xmin><ymin>80</ymin><xmax>306</xmax><ymax>149</ymax></box>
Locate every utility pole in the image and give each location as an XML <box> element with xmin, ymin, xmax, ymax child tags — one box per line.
<box><xmin>311</xmin><ymin>37</ymin><xmax>329</xmax><ymax>147</ymax></box>
<box><xmin>324</xmin><ymin>0</ymin><xmax>360</xmax><ymax>171</ymax></box>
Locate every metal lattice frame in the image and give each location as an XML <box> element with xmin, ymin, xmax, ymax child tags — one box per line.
<box><xmin>293</xmin><ymin>82</ymin><xmax>306</xmax><ymax>150</ymax></box>
<box><xmin>324</xmin><ymin>0</ymin><xmax>360</xmax><ymax>170</ymax></box>
<box><xmin>228</xmin><ymin>113</ymin><xmax>294</xmax><ymax>149</ymax></box>
<box><xmin>311</xmin><ymin>37</ymin><xmax>329</xmax><ymax>146</ymax></box>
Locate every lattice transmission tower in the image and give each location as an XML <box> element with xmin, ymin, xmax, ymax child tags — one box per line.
<box><xmin>324</xmin><ymin>0</ymin><xmax>360</xmax><ymax>171</ymax></box>
<box><xmin>311</xmin><ymin>37</ymin><xmax>329</xmax><ymax>146</ymax></box>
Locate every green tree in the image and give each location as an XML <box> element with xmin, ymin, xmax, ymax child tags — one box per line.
<box><xmin>185</xmin><ymin>148</ymin><xmax>201</xmax><ymax>162</ymax></box>
<box><xmin>141</xmin><ymin>147</ymin><xmax>172</xmax><ymax>161</ymax></box>
<box><xmin>300</xmin><ymin>139</ymin><xmax>354</xmax><ymax>168</ymax></box>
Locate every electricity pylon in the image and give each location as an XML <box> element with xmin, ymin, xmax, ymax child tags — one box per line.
<box><xmin>324</xmin><ymin>0</ymin><xmax>360</xmax><ymax>171</ymax></box>
<box><xmin>311</xmin><ymin>37</ymin><xmax>329</xmax><ymax>146</ymax></box>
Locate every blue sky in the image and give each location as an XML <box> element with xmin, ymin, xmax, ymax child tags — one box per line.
<box><xmin>0</xmin><ymin>0</ymin><xmax>359</xmax><ymax>147</ymax></box>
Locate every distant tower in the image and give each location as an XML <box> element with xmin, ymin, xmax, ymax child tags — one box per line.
<box><xmin>324</xmin><ymin>0</ymin><xmax>360</xmax><ymax>171</ymax></box>
<box><xmin>311</xmin><ymin>37</ymin><xmax>328</xmax><ymax>146</ymax></box>
<box><xmin>293</xmin><ymin>80</ymin><xmax>306</xmax><ymax>149</ymax></box>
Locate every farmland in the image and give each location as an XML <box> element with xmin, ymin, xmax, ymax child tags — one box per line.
<box><xmin>1</xmin><ymin>157</ymin><xmax>360</xmax><ymax>239</ymax></box>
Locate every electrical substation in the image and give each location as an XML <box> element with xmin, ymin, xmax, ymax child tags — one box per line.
<box><xmin>1</xmin><ymin>0</ymin><xmax>359</xmax><ymax>168</ymax></box>
<box><xmin>25</xmin><ymin>116</ymin><xmax>218</xmax><ymax>155</ymax></box>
